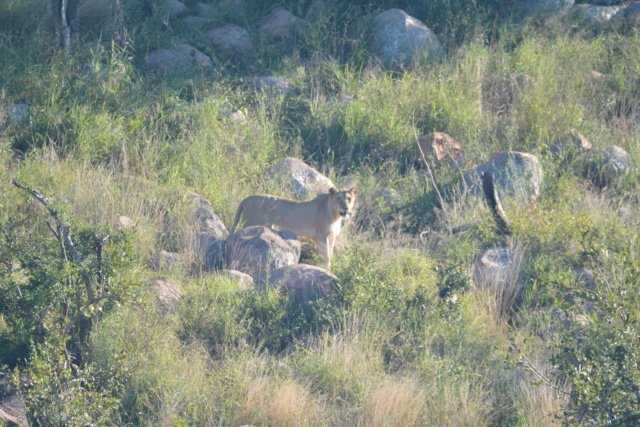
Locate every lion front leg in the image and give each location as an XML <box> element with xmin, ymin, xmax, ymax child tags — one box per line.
<box><xmin>317</xmin><ymin>233</ymin><xmax>333</xmax><ymax>269</ymax></box>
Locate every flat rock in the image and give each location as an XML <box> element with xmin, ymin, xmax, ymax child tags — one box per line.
<box><xmin>257</xmin><ymin>264</ymin><xmax>339</xmax><ymax>304</ymax></box>
<box><xmin>267</xmin><ymin>157</ymin><xmax>334</xmax><ymax>199</ymax></box>
<box><xmin>225</xmin><ymin>226</ymin><xmax>300</xmax><ymax>279</ymax></box>
<box><xmin>370</xmin><ymin>8</ymin><xmax>443</xmax><ymax>69</ymax></box>
<box><xmin>144</xmin><ymin>44</ymin><xmax>212</xmax><ymax>71</ymax></box>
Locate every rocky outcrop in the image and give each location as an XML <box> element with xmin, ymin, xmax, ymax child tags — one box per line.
<box><xmin>267</xmin><ymin>157</ymin><xmax>334</xmax><ymax>199</ymax></box>
<box><xmin>187</xmin><ymin>192</ymin><xmax>228</xmax><ymax>239</ymax></box>
<box><xmin>257</xmin><ymin>264</ymin><xmax>339</xmax><ymax>304</ymax></box>
<box><xmin>225</xmin><ymin>226</ymin><xmax>300</xmax><ymax>279</ymax></box>
<box><xmin>370</xmin><ymin>9</ymin><xmax>443</xmax><ymax>68</ymax></box>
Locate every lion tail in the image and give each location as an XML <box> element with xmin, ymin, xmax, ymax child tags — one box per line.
<box><xmin>229</xmin><ymin>200</ymin><xmax>244</xmax><ymax>235</ymax></box>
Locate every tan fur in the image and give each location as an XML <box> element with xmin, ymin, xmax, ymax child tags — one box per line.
<box><xmin>230</xmin><ymin>187</ymin><xmax>358</xmax><ymax>268</ymax></box>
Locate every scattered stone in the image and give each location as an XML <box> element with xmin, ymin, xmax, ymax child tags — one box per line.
<box><xmin>1</xmin><ymin>104</ymin><xmax>29</xmax><ymax>121</ymax></box>
<box><xmin>225</xmin><ymin>226</ymin><xmax>300</xmax><ymax>279</ymax></box>
<box><xmin>267</xmin><ymin>157</ymin><xmax>334</xmax><ymax>199</ymax></box>
<box><xmin>465</xmin><ymin>151</ymin><xmax>543</xmax><ymax>200</ymax></box>
<box><xmin>369</xmin><ymin>8</ymin><xmax>443</xmax><ymax>69</ymax></box>
<box><xmin>252</xmin><ymin>76</ymin><xmax>297</xmax><ymax>95</ymax></box>
<box><xmin>413</xmin><ymin>132</ymin><xmax>462</xmax><ymax>165</ymax></box>
<box><xmin>376</xmin><ymin>188</ymin><xmax>402</xmax><ymax>209</ymax></box>
<box><xmin>219</xmin><ymin>101</ymin><xmax>247</xmax><ymax>122</ymax></box>
<box><xmin>257</xmin><ymin>264</ymin><xmax>339</xmax><ymax>304</ymax></box>
<box><xmin>520</xmin><ymin>0</ymin><xmax>575</xmax><ymax>15</ymax></box>
<box><xmin>550</xmin><ymin>130</ymin><xmax>592</xmax><ymax>155</ymax></box>
<box><xmin>572</xmin><ymin>4</ymin><xmax>622</xmax><ymax>24</ymax></box>
<box><xmin>156</xmin><ymin>250</ymin><xmax>185</xmax><ymax>269</ymax></box>
<box><xmin>574</xmin><ymin>268</ymin><xmax>596</xmax><ymax>291</ymax></box>
<box><xmin>153</xmin><ymin>278</ymin><xmax>183</xmax><ymax>307</ymax></box>
<box><xmin>187</xmin><ymin>192</ymin><xmax>228</xmax><ymax>238</ymax></box>
<box><xmin>206</xmin><ymin>23</ymin><xmax>255</xmax><ymax>56</ymax></box>
<box><xmin>257</xmin><ymin>7</ymin><xmax>303</xmax><ymax>39</ymax></box>
<box><xmin>586</xmin><ymin>145</ymin><xmax>631</xmax><ymax>188</ymax></box>
<box><xmin>0</xmin><ymin>373</ymin><xmax>28</xmax><ymax>427</ymax></box>
<box><xmin>116</xmin><ymin>215</ymin><xmax>135</xmax><ymax>231</ymax></box>
<box><xmin>197</xmin><ymin>233</ymin><xmax>226</xmax><ymax>270</ymax></box>
<box><xmin>144</xmin><ymin>44</ymin><xmax>212</xmax><ymax>71</ymax></box>
<box><xmin>473</xmin><ymin>247</ymin><xmax>525</xmax><ymax>296</ymax></box>
<box><xmin>216</xmin><ymin>269</ymin><xmax>253</xmax><ymax>289</ymax></box>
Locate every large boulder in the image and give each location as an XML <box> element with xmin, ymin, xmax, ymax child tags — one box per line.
<box><xmin>465</xmin><ymin>151</ymin><xmax>543</xmax><ymax>200</ymax></box>
<box><xmin>186</xmin><ymin>192</ymin><xmax>228</xmax><ymax>238</ymax></box>
<box><xmin>0</xmin><ymin>373</ymin><xmax>28</xmax><ymax>427</ymax></box>
<box><xmin>257</xmin><ymin>264</ymin><xmax>339</xmax><ymax>304</ymax></box>
<box><xmin>267</xmin><ymin>157</ymin><xmax>334</xmax><ymax>199</ymax></box>
<box><xmin>586</xmin><ymin>145</ymin><xmax>632</xmax><ymax>188</ymax></box>
<box><xmin>206</xmin><ymin>24</ymin><xmax>254</xmax><ymax>56</ymax></box>
<box><xmin>257</xmin><ymin>7</ymin><xmax>303</xmax><ymax>39</ymax></box>
<box><xmin>144</xmin><ymin>44</ymin><xmax>212</xmax><ymax>71</ymax></box>
<box><xmin>225</xmin><ymin>226</ymin><xmax>300</xmax><ymax>279</ymax></box>
<box><xmin>369</xmin><ymin>8</ymin><xmax>443</xmax><ymax>69</ymax></box>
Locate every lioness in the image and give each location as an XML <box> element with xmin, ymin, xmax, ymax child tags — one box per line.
<box><xmin>230</xmin><ymin>187</ymin><xmax>358</xmax><ymax>268</ymax></box>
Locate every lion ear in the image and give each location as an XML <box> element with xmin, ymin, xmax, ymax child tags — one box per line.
<box><xmin>329</xmin><ymin>187</ymin><xmax>338</xmax><ymax>195</ymax></box>
<box><xmin>350</xmin><ymin>187</ymin><xmax>358</xmax><ymax>196</ymax></box>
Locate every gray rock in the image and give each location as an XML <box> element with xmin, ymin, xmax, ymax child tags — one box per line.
<box><xmin>520</xmin><ymin>0</ymin><xmax>575</xmax><ymax>15</ymax></box>
<box><xmin>571</xmin><ymin>4</ymin><xmax>622</xmax><ymax>24</ymax></box>
<box><xmin>267</xmin><ymin>157</ymin><xmax>334</xmax><ymax>199</ymax></box>
<box><xmin>252</xmin><ymin>76</ymin><xmax>297</xmax><ymax>95</ymax></box>
<box><xmin>225</xmin><ymin>226</ymin><xmax>300</xmax><ymax>279</ymax></box>
<box><xmin>164</xmin><ymin>0</ymin><xmax>187</xmax><ymax>14</ymax></box>
<box><xmin>206</xmin><ymin>23</ymin><xmax>255</xmax><ymax>56</ymax></box>
<box><xmin>216</xmin><ymin>269</ymin><xmax>253</xmax><ymax>289</ymax></box>
<box><xmin>144</xmin><ymin>44</ymin><xmax>212</xmax><ymax>71</ymax></box>
<box><xmin>257</xmin><ymin>263</ymin><xmax>339</xmax><ymax>304</ymax></box>
<box><xmin>118</xmin><ymin>215</ymin><xmax>136</xmax><ymax>230</ymax></box>
<box><xmin>257</xmin><ymin>7</ymin><xmax>303</xmax><ymax>39</ymax></box>
<box><xmin>156</xmin><ymin>250</ymin><xmax>185</xmax><ymax>269</ymax></box>
<box><xmin>186</xmin><ymin>192</ymin><xmax>228</xmax><ymax>238</ymax></box>
<box><xmin>620</xmin><ymin>2</ymin><xmax>640</xmax><ymax>24</ymax></box>
<box><xmin>376</xmin><ymin>188</ymin><xmax>402</xmax><ymax>209</ymax></box>
<box><xmin>473</xmin><ymin>247</ymin><xmax>525</xmax><ymax>296</ymax></box>
<box><xmin>219</xmin><ymin>101</ymin><xmax>247</xmax><ymax>122</ymax></box>
<box><xmin>550</xmin><ymin>130</ymin><xmax>592</xmax><ymax>155</ymax></box>
<box><xmin>465</xmin><ymin>151</ymin><xmax>543</xmax><ymax>200</ymax></box>
<box><xmin>197</xmin><ymin>233</ymin><xmax>226</xmax><ymax>270</ymax></box>
<box><xmin>370</xmin><ymin>8</ymin><xmax>443</xmax><ymax>69</ymax></box>
<box><xmin>0</xmin><ymin>373</ymin><xmax>28</xmax><ymax>427</ymax></box>
<box><xmin>2</xmin><ymin>104</ymin><xmax>29</xmax><ymax>121</ymax></box>
<box><xmin>153</xmin><ymin>278</ymin><xmax>183</xmax><ymax>307</ymax></box>
<box><xmin>586</xmin><ymin>145</ymin><xmax>631</xmax><ymax>188</ymax></box>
